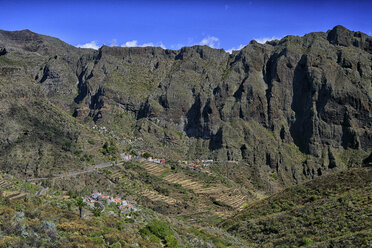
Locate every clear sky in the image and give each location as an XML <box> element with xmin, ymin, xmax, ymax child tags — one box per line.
<box><xmin>0</xmin><ymin>0</ymin><xmax>371</xmax><ymax>52</ymax></box>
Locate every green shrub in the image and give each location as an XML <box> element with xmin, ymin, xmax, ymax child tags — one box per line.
<box><xmin>92</xmin><ymin>202</ymin><xmax>102</xmax><ymax>217</ymax></box>
<box><xmin>165</xmin><ymin>235</ymin><xmax>178</xmax><ymax>247</ymax></box>
<box><xmin>90</xmin><ymin>236</ymin><xmax>105</xmax><ymax>245</ymax></box>
<box><xmin>309</xmin><ymin>195</ymin><xmax>318</xmax><ymax>201</ymax></box>
<box><xmin>142</xmin><ymin>152</ymin><xmax>152</xmax><ymax>158</ymax></box>
<box><xmin>124</xmin><ymin>218</ymin><xmax>134</xmax><ymax>223</ymax></box>
<box><xmin>139</xmin><ymin>227</ymin><xmax>152</xmax><ymax>237</ymax></box>
<box><xmin>147</xmin><ymin>219</ymin><xmax>174</xmax><ymax>239</ymax></box>
<box><xmin>282</xmin><ymin>202</ymin><xmax>292</xmax><ymax>211</ymax></box>
<box><xmin>149</xmin><ymin>234</ymin><xmax>161</xmax><ymax>244</ymax></box>
<box><xmin>140</xmin><ymin>227</ymin><xmax>161</xmax><ymax>243</ymax></box>
<box><xmin>270</xmin><ymin>173</ymin><xmax>278</xmax><ymax>180</ymax></box>
<box><xmin>301</xmin><ymin>237</ymin><xmax>314</xmax><ymax>246</ymax></box>
<box><xmin>100</xmin><ymin>141</ymin><xmax>118</xmax><ymax>155</ymax></box>
<box><xmin>110</xmin><ymin>242</ymin><xmax>122</xmax><ymax>248</ymax></box>
<box><xmin>129</xmin><ymin>150</ymin><xmax>138</xmax><ymax>156</ymax></box>
<box><xmin>140</xmin><ymin>219</ymin><xmax>178</xmax><ymax>246</ymax></box>
<box><xmin>74</xmin><ymin>150</ymin><xmax>83</xmax><ymax>156</ymax></box>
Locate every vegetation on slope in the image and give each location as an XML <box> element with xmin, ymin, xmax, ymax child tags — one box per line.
<box><xmin>0</xmin><ymin>184</ymin><xmax>246</xmax><ymax>247</ymax></box>
<box><xmin>220</xmin><ymin>167</ymin><xmax>372</xmax><ymax>247</ymax></box>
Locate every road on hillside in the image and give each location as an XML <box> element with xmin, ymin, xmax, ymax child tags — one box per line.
<box><xmin>26</xmin><ymin>161</ymin><xmax>117</xmax><ymax>181</ymax></box>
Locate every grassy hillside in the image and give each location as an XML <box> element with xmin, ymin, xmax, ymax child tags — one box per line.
<box><xmin>0</xmin><ymin>172</ymin><xmax>247</xmax><ymax>248</ymax></box>
<box><xmin>220</xmin><ymin>167</ymin><xmax>372</xmax><ymax>247</ymax></box>
<box><xmin>0</xmin><ymin>164</ymin><xmax>370</xmax><ymax>247</ymax></box>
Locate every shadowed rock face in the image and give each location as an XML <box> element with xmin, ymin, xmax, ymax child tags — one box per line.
<box><xmin>0</xmin><ymin>26</ymin><xmax>371</xmax><ymax>185</ymax></box>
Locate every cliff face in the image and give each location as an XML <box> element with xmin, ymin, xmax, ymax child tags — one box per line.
<box><xmin>0</xmin><ymin>26</ymin><xmax>371</xmax><ymax>188</ymax></box>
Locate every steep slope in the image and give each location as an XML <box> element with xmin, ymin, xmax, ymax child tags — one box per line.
<box><xmin>220</xmin><ymin>167</ymin><xmax>372</xmax><ymax>247</ymax></box>
<box><xmin>0</xmin><ymin>26</ymin><xmax>371</xmax><ymax>192</ymax></box>
<box><xmin>70</xmin><ymin>26</ymin><xmax>372</xmax><ymax>188</ymax></box>
<box><xmin>0</xmin><ymin>31</ymin><xmax>110</xmax><ymax>177</ymax></box>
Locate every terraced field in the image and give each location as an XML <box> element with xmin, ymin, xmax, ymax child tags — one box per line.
<box><xmin>214</xmin><ymin>193</ymin><xmax>248</xmax><ymax>211</ymax></box>
<box><xmin>139</xmin><ymin>161</ymin><xmax>250</xmax><ymax>217</ymax></box>
<box><xmin>140</xmin><ymin>189</ymin><xmax>179</xmax><ymax>205</ymax></box>
<box><xmin>2</xmin><ymin>191</ymin><xmax>27</xmax><ymax>201</ymax></box>
<box><xmin>103</xmin><ymin>166</ymin><xmax>180</xmax><ymax>206</ymax></box>
<box><xmin>100</xmin><ymin>161</ymin><xmax>252</xmax><ymax>218</ymax></box>
<box><xmin>0</xmin><ymin>176</ymin><xmax>14</xmax><ymax>189</ymax></box>
<box><xmin>109</xmin><ymin>169</ymin><xmax>124</xmax><ymax>182</ymax></box>
<box><xmin>140</xmin><ymin>161</ymin><xmax>167</xmax><ymax>177</ymax></box>
<box><xmin>141</xmin><ymin>162</ymin><xmax>220</xmax><ymax>193</ymax></box>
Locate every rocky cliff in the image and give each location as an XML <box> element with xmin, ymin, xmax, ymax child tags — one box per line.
<box><xmin>0</xmin><ymin>26</ymin><xmax>371</xmax><ymax>190</ymax></box>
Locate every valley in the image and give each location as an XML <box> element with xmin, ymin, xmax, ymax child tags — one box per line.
<box><xmin>0</xmin><ymin>24</ymin><xmax>371</xmax><ymax>247</ymax></box>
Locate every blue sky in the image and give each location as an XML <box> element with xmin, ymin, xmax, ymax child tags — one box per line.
<box><xmin>0</xmin><ymin>0</ymin><xmax>371</xmax><ymax>52</ymax></box>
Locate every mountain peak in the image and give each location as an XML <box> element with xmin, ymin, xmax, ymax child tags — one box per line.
<box><xmin>327</xmin><ymin>25</ymin><xmax>372</xmax><ymax>52</ymax></box>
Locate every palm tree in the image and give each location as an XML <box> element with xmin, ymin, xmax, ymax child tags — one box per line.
<box><xmin>75</xmin><ymin>197</ymin><xmax>86</xmax><ymax>218</ymax></box>
<box><xmin>117</xmin><ymin>205</ymin><xmax>121</xmax><ymax>218</ymax></box>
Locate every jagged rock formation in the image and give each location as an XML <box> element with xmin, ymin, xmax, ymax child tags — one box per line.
<box><xmin>0</xmin><ymin>26</ymin><xmax>371</xmax><ymax>189</ymax></box>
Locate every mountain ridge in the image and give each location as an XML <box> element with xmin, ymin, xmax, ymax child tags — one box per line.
<box><xmin>3</xmin><ymin>24</ymin><xmax>370</xmax><ymax>53</ymax></box>
<box><xmin>0</xmin><ymin>25</ymin><xmax>371</xmax><ymax>194</ymax></box>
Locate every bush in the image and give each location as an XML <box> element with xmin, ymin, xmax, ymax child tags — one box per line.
<box><xmin>141</xmin><ymin>219</ymin><xmax>178</xmax><ymax>246</ymax></box>
<box><xmin>90</xmin><ymin>236</ymin><xmax>105</xmax><ymax>246</ymax></box>
<box><xmin>301</xmin><ymin>237</ymin><xmax>314</xmax><ymax>246</ymax></box>
<box><xmin>147</xmin><ymin>219</ymin><xmax>174</xmax><ymax>239</ymax></box>
<box><xmin>139</xmin><ymin>227</ymin><xmax>152</xmax><ymax>237</ymax></box>
<box><xmin>100</xmin><ymin>142</ymin><xmax>118</xmax><ymax>155</ymax></box>
<box><xmin>110</xmin><ymin>242</ymin><xmax>122</xmax><ymax>248</ymax></box>
<box><xmin>165</xmin><ymin>235</ymin><xmax>178</xmax><ymax>247</ymax></box>
<box><xmin>92</xmin><ymin>202</ymin><xmax>102</xmax><ymax>217</ymax></box>
<box><xmin>149</xmin><ymin>234</ymin><xmax>161</xmax><ymax>244</ymax></box>
<box><xmin>124</xmin><ymin>218</ymin><xmax>134</xmax><ymax>224</ymax></box>
<box><xmin>142</xmin><ymin>152</ymin><xmax>152</xmax><ymax>158</ymax></box>
<box><xmin>309</xmin><ymin>195</ymin><xmax>318</xmax><ymax>201</ymax></box>
<box><xmin>270</xmin><ymin>173</ymin><xmax>278</xmax><ymax>180</ymax></box>
<box><xmin>129</xmin><ymin>150</ymin><xmax>138</xmax><ymax>156</ymax></box>
<box><xmin>74</xmin><ymin>150</ymin><xmax>83</xmax><ymax>156</ymax></box>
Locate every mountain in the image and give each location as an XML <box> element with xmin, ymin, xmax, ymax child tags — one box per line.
<box><xmin>0</xmin><ymin>25</ymin><xmax>371</xmax><ymax>247</ymax></box>
<box><xmin>0</xmin><ymin>25</ymin><xmax>371</xmax><ymax>191</ymax></box>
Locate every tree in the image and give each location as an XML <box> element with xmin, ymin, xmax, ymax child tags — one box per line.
<box><xmin>143</xmin><ymin>152</ymin><xmax>152</xmax><ymax>158</ymax></box>
<box><xmin>100</xmin><ymin>141</ymin><xmax>118</xmax><ymax>156</ymax></box>
<box><xmin>66</xmin><ymin>199</ymin><xmax>72</xmax><ymax>211</ymax></box>
<box><xmin>92</xmin><ymin>202</ymin><xmax>102</xmax><ymax>217</ymax></box>
<box><xmin>129</xmin><ymin>150</ymin><xmax>137</xmax><ymax>156</ymax></box>
<box><xmin>75</xmin><ymin>197</ymin><xmax>86</xmax><ymax>218</ymax></box>
<box><xmin>117</xmin><ymin>205</ymin><xmax>121</xmax><ymax>218</ymax></box>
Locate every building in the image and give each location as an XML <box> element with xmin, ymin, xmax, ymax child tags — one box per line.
<box><xmin>121</xmin><ymin>153</ymin><xmax>132</xmax><ymax>161</ymax></box>
<box><xmin>153</xmin><ymin>159</ymin><xmax>161</xmax><ymax>164</ymax></box>
<box><xmin>188</xmin><ymin>163</ymin><xmax>201</xmax><ymax>169</ymax></box>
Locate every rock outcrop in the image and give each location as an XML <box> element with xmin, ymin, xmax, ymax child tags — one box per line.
<box><xmin>0</xmin><ymin>26</ymin><xmax>371</xmax><ymax>188</ymax></box>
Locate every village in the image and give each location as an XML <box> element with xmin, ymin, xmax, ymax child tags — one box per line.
<box><xmin>120</xmin><ymin>151</ymin><xmax>214</xmax><ymax>170</ymax></box>
<box><xmin>1</xmin><ymin>148</ymin><xmax>217</xmax><ymax>218</ymax></box>
<box><xmin>83</xmin><ymin>192</ymin><xmax>138</xmax><ymax>215</ymax></box>
<box><xmin>76</xmin><ymin>151</ymin><xmax>215</xmax><ymax>217</ymax></box>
